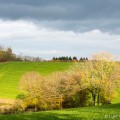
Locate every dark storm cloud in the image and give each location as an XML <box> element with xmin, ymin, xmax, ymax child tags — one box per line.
<box><xmin>0</xmin><ymin>0</ymin><xmax>120</xmax><ymax>33</ymax></box>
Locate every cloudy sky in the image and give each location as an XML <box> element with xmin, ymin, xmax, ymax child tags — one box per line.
<box><xmin>0</xmin><ymin>0</ymin><xmax>120</xmax><ymax>59</ymax></box>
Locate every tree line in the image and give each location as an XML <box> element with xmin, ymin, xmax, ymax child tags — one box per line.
<box><xmin>52</xmin><ymin>56</ymin><xmax>88</xmax><ymax>62</ymax></box>
<box><xmin>0</xmin><ymin>45</ymin><xmax>89</xmax><ymax>62</ymax></box>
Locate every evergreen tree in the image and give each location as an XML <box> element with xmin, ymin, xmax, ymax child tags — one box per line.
<box><xmin>73</xmin><ymin>56</ymin><xmax>77</xmax><ymax>61</ymax></box>
<box><xmin>85</xmin><ymin>57</ymin><xmax>88</xmax><ymax>60</ymax></box>
<box><xmin>69</xmin><ymin>56</ymin><xmax>72</xmax><ymax>61</ymax></box>
<box><xmin>80</xmin><ymin>57</ymin><xmax>83</xmax><ymax>61</ymax></box>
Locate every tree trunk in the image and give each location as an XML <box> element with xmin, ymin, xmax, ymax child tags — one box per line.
<box><xmin>92</xmin><ymin>92</ymin><xmax>96</xmax><ymax>106</ymax></box>
<box><xmin>97</xmin><ymin>92</ymin><xmax>100</xmax><ymax>106</ymax></box>
<box><xmin>60</xmin><ymin>95</ymin><xmax>63</xmax><ymax>109</ymax></box>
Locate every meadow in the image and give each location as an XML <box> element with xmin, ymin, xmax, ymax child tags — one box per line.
<box><xmin>0</xmin><ymin>62</ymin><xmax>72</xmax><ymax>98</ymax></box>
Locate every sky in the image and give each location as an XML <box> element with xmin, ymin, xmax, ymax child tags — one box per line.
<box><xmin>0</xmin><ymin>0</ymin><xmax>120</xmax><ymax>60</ymax></box>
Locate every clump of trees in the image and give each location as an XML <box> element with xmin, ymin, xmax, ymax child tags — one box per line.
<box><xmin>18</xmin><ymin>52</ymin><xmax>120</xmax><ymax>111</ymax></box>
<box><xmin>0</xmin><ymin>46</ymin><xmax>16</xmax><ymax>62</ymax></box>
<box><xmin>52</xmin><ymin>56</ymin><xmax>77</xmax><ymax>61</ymax></box>
<box><xmin>70</xmin><ymin>52</ymin><xmax>119</xmax><ymax>106</ymax></box>
<box><xmin>16</xmin><ymin>55</ymin><xmax>43</xmax><ymax>62</ymax></box>
<box><xmin>0</xmin><ymin>45</ymin><xmax>43</xmax><ymax>62</ymax></box>
<box><xmin>52</xmin><ymin>56</ymin><xmax>88</xmax><ymax>62</ymax></box>
<box><xmin>79</xmin><ymin>57</ymin><xmax>88</xmax><ymax>61</ymax></box>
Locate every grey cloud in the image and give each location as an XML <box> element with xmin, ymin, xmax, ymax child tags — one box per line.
<box><xmin>0</xmin><ymin>0</ymin><xmax>120</xmax><ymax>33</ymax></box>
<box><xmin>0</xmin><ymin>0</ymin><xmax>120</xmax><ymax>19</ymax></box>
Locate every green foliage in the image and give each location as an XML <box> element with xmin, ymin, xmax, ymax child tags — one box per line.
<box><xmin>62</xmin><ymin>89</ymin><xmax>91</xmax><ymax>108</ymax></box>
<box><xmin>47</xmin><ymin>71</ymin><xmax>84</xmax><ymax>108</ymax></box>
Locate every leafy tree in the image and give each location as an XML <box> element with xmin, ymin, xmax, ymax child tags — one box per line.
<box><xmin>20</xmin><ymin>72</ymin><xmax>48</xmax><ymax>110</ymax></box>
<box><xmin>0</xmin><ymin>46</ymin><xmax>16</xmax><ymax>62</ymax></box>
<box><xmin>47</xmin><ymin>68</ymin><xmax>92</xmax><ymax>108</ymax></box>
<box><xmin>72</xmin><ymin>52</ymin><xmax>119</xmax><ymax>106</ymax></box>
<box><xmin>20</xmin><ymin>72</ymin><xmax>63</xmax><ymax>110</ymax></box>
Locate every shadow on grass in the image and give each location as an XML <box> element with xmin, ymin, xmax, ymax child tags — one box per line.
<box><xmin>0</xmin><ymin>112</ymin><xmax>84</xmax><ymax>120</ymax></box>
<box><xmin>0</xmin><ymin>104</ymin><xmax>120</xmax><ymax>120</ymax></box>
<box><xmin>2</xmin><ymin>111</ymin><xmax>119</xmax><ymax>120</ymax></box>
<box><xmin>95</xmin><ymin>103</ymin><xmax>120</xmax><ymax>110</ymax></box>
<box><xmin>65</xmin><ymin>103</ymin><xmax>120</xmax><ymax>111</ymax></box>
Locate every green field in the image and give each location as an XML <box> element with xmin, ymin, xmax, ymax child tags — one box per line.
<box><xmin>0</xmin><ymin>62</ymin><xmax>120</xmax><ymax>120</ymax></box>
<box><xmin>0</xmin><ymin>62</ymin><xmax>72</xmax><ymax>99</ymax></box>
<box><xmin>0</xmin><ymin>104</ymin><xmax>120</xmax><ymax>120</ymax></box>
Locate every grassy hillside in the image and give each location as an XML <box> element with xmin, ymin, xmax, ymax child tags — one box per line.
<box><xmin>0</xmin><ymin>104</ymin><xmax>120</xmax><ymax>120</ymax></box>
<box><xmin>0</xmin><ymin>62</ymin><xmax>72</xmax><ymax>99</ymax></box>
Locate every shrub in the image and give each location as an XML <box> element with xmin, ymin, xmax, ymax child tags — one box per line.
<box><xmin>0</xmin><ymin>102</ymin><xmax>21</xmax><ymax>115</ymax></box>
<box><xmin>20</xmin><ymin>71</ymin><xmax>63</xmax><ymax>111</ymax></box>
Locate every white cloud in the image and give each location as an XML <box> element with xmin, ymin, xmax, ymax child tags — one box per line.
<box><xmin>0</xmin><ymin>19</ymin><xmax>119</xmax><ymax>59</ymax></box>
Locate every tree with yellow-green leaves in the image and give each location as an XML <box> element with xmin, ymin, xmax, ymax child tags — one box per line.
<box><xmin>20</xmin><ymin>71</ymin><xmax>65</xmax><ymax>110</ymax></box>
<box><xmin>20</xmin><ymin>72</ymin><xmax>49</xmax><ymax>111</ymax></box>
<box><xmin>0</xmin><ymin>45</ymin><xmax>15</xmax><ymax>62</ymax></box>
<box><xmin>71</xmin><ymin>52</ymin><xmax>119</xmax><ymax>106</ymax></box>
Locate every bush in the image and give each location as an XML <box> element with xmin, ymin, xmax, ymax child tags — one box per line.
<box><xmin>19</xmin><ymin>71</ymin><xmax>63</xmax><ymax>111</ymax></box>
<box><xmin>0</xmin><ymin>102</ymin><xmax>21</xmax><ymax>115</ymax></box>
